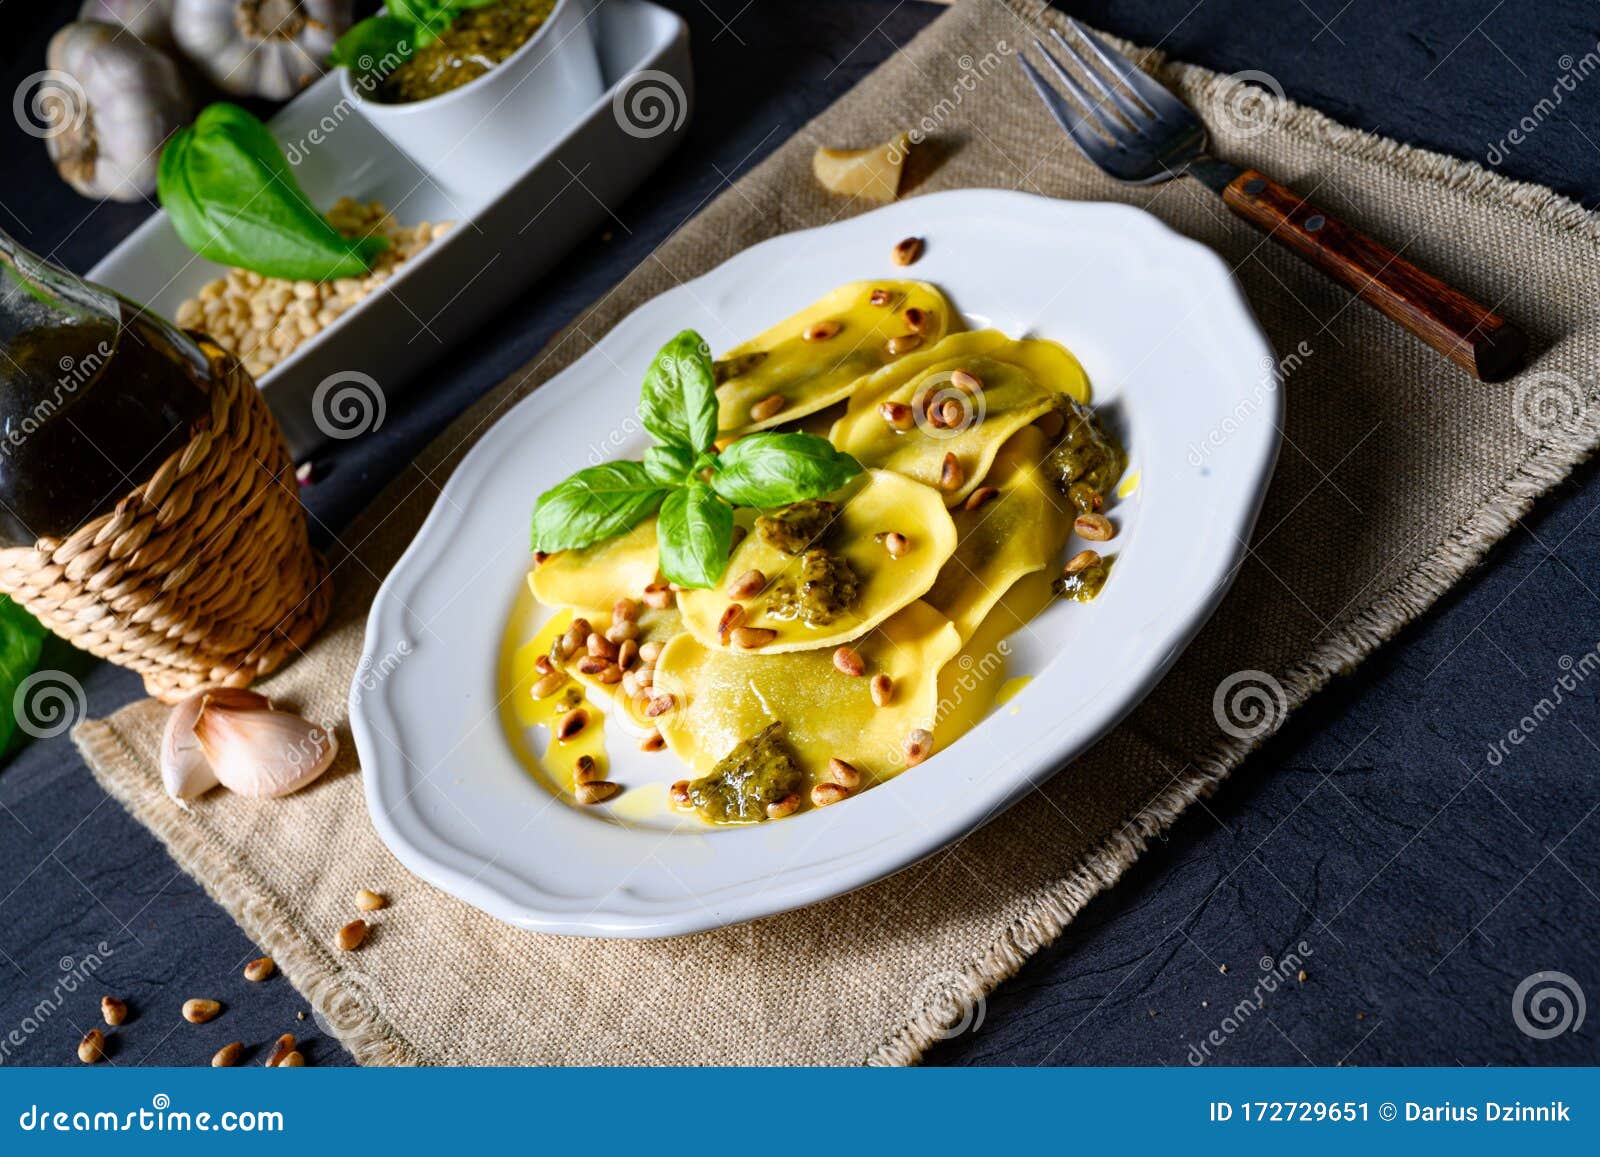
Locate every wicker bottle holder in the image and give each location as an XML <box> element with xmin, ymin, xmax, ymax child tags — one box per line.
<box><xmin>0</xmin><ymin>339</ymin><xmax>331</xmax><ymax>704</ymax></box>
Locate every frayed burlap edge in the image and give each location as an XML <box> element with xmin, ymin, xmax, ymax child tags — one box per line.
<box><xmin>863</xmin><ymin>0</ymin><xmax>1600</xmax><ymax>1067</ymax></box>
<box><xmin>71</xmin><ymin>719</ymin><xmax>427</xmax><ymax>1067</ymax></box>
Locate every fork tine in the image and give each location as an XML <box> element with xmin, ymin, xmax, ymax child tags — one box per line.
<box><xmin>1030</xmin><ymin>37</ymin><xmax>1127</xmax><ymax>141</ymax></box>
<box><xmin>1045</xmin><ymin>27</ymin><xmax>1150</xmax><ymax>131</ymax></box>
<box><xmin>1063</xmin><ymin>16</ymin><xmax>1191</xmax><ymax>123</ymax></box>
<box><xmin>1016</xmin><ymin>51</ymin><xmax>1113</xmax><ymax>164</ymax></box>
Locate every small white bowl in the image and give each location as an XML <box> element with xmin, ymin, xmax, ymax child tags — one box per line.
<box><xmin>340</xmin><ymin>0</ymin><xmax>605</xmax><ymax>197</ymax></box>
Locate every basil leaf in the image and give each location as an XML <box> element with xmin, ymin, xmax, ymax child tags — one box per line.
<box><xmin>710</xmin><ymin>432</ymin><xmax>862</xmax><ymax>508</ymax></box>
<box><xmin>387</xmin><ymin>0</ymin><xmax>458</xmax><ymax>45</ymax></box>
<box><xmin>643</xmin><ymin>444</ymin><xmax>694</xmax><ymax>486</ymax></box>
<box><xmin>330</xmin><ymin>15</ymin><xmax>416</xmax><ymax>79</ymax></box>
<box><xmin>158</xmin><ymin>104</ymin><xmax>388</xmax><ymax>282</ymax></box>
<box><xmin>639</xmin><ymin>330</ymin><xmax>719</xmax><ymax>452</ymax></box>
<box><xmin>0</xmin><ymin>595</ymin><xmax>47</xmax><ymax>760</ymax></box>
<box><xmin>657</xmin><ymin>483</ymin><xmax>733</xmax><ymax>589</ymax></box>
<box><xmin>529</xmin><ymin>461</ymin><xmax>670</xmax><ymax>552</ymax></box>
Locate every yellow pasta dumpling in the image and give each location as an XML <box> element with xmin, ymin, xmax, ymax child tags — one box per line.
<box><xmin>676</xmin><ymin>469</ymin><xmax>957</xmax><ymax>653</ymax></box>
<box><xmin>924</xmin><ymin>427</ymin><xmax>1073</xmax><ymax>642</ymax></box>
<box><xmin>529</xmin><ymin>518</ymin><xmax>659</xmax><ymax>611</ymax></box>
<box><xmin>828</xmin><ymin>335</ymin><xmax>1090</xmax><ymax>506</ymax></box>
<box><xmin>653</xmin><ymin>600</ymin><xmax>961</xmax><ymax>784</ymax></box>
<box><xmin>715</xmin><ymin>281</ymin><xmax>956</xmax><ymax>436</ymax></box>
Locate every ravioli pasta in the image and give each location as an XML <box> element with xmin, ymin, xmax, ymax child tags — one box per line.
<box><xmin>715</xmin><ymin>280</ymin><xmax>955</xmax><ymax>436</ymax></box>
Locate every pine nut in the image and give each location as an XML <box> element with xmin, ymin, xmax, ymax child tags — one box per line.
<box><xmin>645</xmin><ymin>693</ymin><xmax>677</xmax><ymax>718</ymax></box>
<box><xmin>950</xmin><ymin>369</ymin><xmax>982</xmax><ymax>393</ymax></box>
<box><xmin>871</xmin><ymin>674</ymin><xmax>894</xmax><ymax>706</ymax></box>
<box><xmin>728</xmin><ymin>569</ymin><xmax>766</xmax><ymax>599</ymax></box>
<box><xmin>879</xmin><ymin>401</ymin><xmax>914</xmax><ymax>429</ymax></box>
<box><xmin>730</xmin><ymin>525</ymin><xmax>747</xmax><ymax>550</ymax></box>
<box><xmin>556</xmin><ymin>708</ymin><xmax>588</xmax><ymax>740</ymax></box>
<box><xmin>717</xmin><ymin>604</ymin><xmax>746</xmax><ymax>640</ymax></box>
<box><xmin>903</xmin><ymin>306</ymin><xmax>929</xmax><ymax>332</ymax></box>
<box><xmin>595</xmin><ymin>663</ymin><xmax>624</xmax><ymax>685</ymax></box>
<box><xmin>264</xmin><ymin>1033</ymin><xmax>296</xmax><ymax>1067</ymax></box>
<box><xmin>669</xmin><ymin>779</ymin><xmax>692</xmax><ymax>807</ymax></box>
<box><xmin>804</xmin><ymin>320</ymin><xmax>842</xmax><ymax>341</ymax></box>
<box><xmin>575</xmin><ymin>781</ymin><xmax>622</xmax><ymax>805</ymax></box>
<box><xmin>605</xmin><ymin>620</ymin><xmax>639</xmax><ymax>643</ymax></box>
<box><xmin>635</xmin><ymin>665</ymin><xmax>655</xmax><ymax>688</ymax></box>
<box><xmin>574</xmin><ymin>754</ymin><xmax>601</xmax><ymax>784</ymax></box>
<box><xmin>212</xmin><ymin>1041</ymin><xmax>244</xmax><ymax>1067</ymax></box>
<box><xmin>576</xmin><ymin>655</ymin><xmax>608</xmax><ymax>676</ymax></box>
<box><xmin>827</xmin><ymin>757</ymin><xmax>862</xmax><ymax>789</ymax></box>
<box><xmin>280</xmin><ymin>1050</ymin><xmax>306</xmax><ymax>1067</ymax></box>
<box><xmin>964</xmin><ymin>486</ymin><xmax>999</xmax><ymax>511</ymax></box>
<box><xmin>77</xmin><ymin>1029</ymin><xmax>106</xmax><ymax>1063</ymax></box>
<box><xmin>812</xmin><ymin>782</ymin><xmax>851</xmax><ymax>807</ymax></box>
<box><xmin>1074</xmin><ymin>513</ymin><xmax>1114</xmax><ymax>541</ymax></box>
<box><xmin>904</xmin><ymin>728</ymin><xmax>934</xmax><ymax>765</ymax></box>
<box><xmin>534</xmin><ymin>654</ymin><xmax>554</xmax><ymax>676</ymax></box>
<box><xmin>641</xmin><ymin>730</ymin><xmax>666</xmax><ymax>753</ymax></box>
<box><xmin>731</xmin><ymin>626</ymin><xmax>778</xmax><ymax>649</ymax></box>
<box><xmin>869</xmin><ymin>287</ymin><xmax>894</xmax><ymax>306</ymax></box>
<box><xmin>617</xmin><ymin>639</ymin><xmax>638</xmax><ymax>669</ymax></box>
<box><xmin>639</xmin><ymin>640</ymin><xmax>665</xmax><ymax>664</ymax></box>
<box><xmin>612</xmin><ymin>597</ymin><xmax>639</xmax><ymax>623</ymax></box>
<box><xmin>100</xmin><ymin>996</ymin><xmax>127</xmax><ymax>1026</ymax></box>
<box><xmin>561</xmin><ymin>622</ymin><xmax>587</xmax><ymax>656</ymax></box>
<box><xmin>833</xmin><ymin>646</ymin><xmax>865</xmax><ymax>676</ymax></box>
<box><xmin>750</xmin><ymin>393</ymin><xmax>787</xmax><ymax>422</ymax></box>
<box><xmin>642</xmin><ymin>584</ymin><xmax>675</xmax><ymax>609</ymax></box>
<box><xmin>336</xmin><ymin>920</ymin><xmax>368</xmax><ymax>951</ymax></box>
<box><xmin>356</xmin><ymin>889</ymin><xmax>386</xmax><ymax>911</ymax></box>
<box><xmin>243</xmin><ymin>957</ymin><xmax>275</xmax><ymax>982</ymax></box>
<box><xmin>937</xmin><ymin>398</ymin><xmax>964</xmax><ymax>427</ymax></box>
<box><xmin>887</xmin><ymin>334</ymin><xmax>923</xmax><ymax>356</ymax></box>
<box><xmin>884</xmin><ymin>531</ymin><xmax>910</xmax><ymax>558</ymax></box>
<box><xmin>891</xmin><ymin>236</ymin><xmax>923</xmax><ymax>266</ymax></box>
<box><xmin>532</xmin><ymin>670</ymin><xmax>567</xmax><ymax>699</ymax></box>
<box><xmin>938</xmin><ymin>452</ymin><xmax>965</xmax><ymax>492</ymax></box>
<box><xmin>1064</xmin><ymin>549</ymin><xmax>1101</xmax><ymax>575</ymax></box>
<box><xmin>182</xmin><ymin>998</ymin><xmax>221</xmax><ymax>1024</ymax></box>
<box><xmin>587</xmin><ymin>632</ymin><xmax>618</xmax><ymax>659</ymax></box>
<box><xmin>767</xmin><ymin>792</ymin><xmax>802</xmax><ymax>819</ymax></box>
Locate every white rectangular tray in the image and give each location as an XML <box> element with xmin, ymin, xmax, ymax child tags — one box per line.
<box><xmin>88</xmin><ymin>0</ymin><xmax>692</xmax><ymax>458</ymax></box>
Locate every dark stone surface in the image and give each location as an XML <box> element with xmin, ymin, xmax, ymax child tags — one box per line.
<box><xmin>1</xmin><ymin>0</ymin><xmax>1596</xmax><ymax>1067</ymax></box>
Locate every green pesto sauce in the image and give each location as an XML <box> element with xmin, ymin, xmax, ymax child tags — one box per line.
<box><xmin>754</xmin><ymin>499</ymin><xmax>837</xmax><ymax>553</ymax></box>
<box><xmin>1053</xmin><ymin>555</ymin><xmax>1113</xmax><ymax>603</ymax></box>
<box><xmin>376</xmin><ymin>0</ymin><xmax>557</xmax><ymax>104</ymax></box>
<box><xmin>765</xmin><ymin>548</ymin><xmax>860</xmax><ymax>626</ymax></box>
<box><xmin>1046</xmin><ymin>399</ymin><xmax>1125</xmax><ymax>511</ymax></box>
<box><xmin>688</xmin><ymin>722</ymin><xmax>803</xmax><ymax>824</ymax></box>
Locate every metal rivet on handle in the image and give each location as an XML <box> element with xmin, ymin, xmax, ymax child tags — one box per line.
<box><xmin>1243</xmin><ymin>178</ymin><xmax>1267</xmax><ymax>195</ymax></box>
<box><xmin>1305</xmin><ymin>214</ymin><xmax>1326</xmax><ymax>232</ymax></box>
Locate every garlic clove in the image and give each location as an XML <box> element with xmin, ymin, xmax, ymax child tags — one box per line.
<box><xmin>160</xmin><ymin>687</ymin><xmax>269</xmax><ymax>802</ymax></box>
<box><xmin>170</xmin><ymin>0</ymin><xmax>351</xmax><ymax>101</ymax></box>
<box><xmin>194</xmin><ymin>696</ymin><xmax>338</xmax><ymax>799</ymax></box>
<box><xmin>79</xmin><ymin>0</ymin><xmax>175</xmax><ymax>44</ymax></box>
<box><xmin>812</xmin><ymin>133</ymin><xmax>910</xmax><ymax>203</ymax></box>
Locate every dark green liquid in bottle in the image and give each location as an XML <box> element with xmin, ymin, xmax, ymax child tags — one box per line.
<box><xmin>0</xmin><ymin>240</ymin><xmax>212</xmax><ymax>549</ymax></box>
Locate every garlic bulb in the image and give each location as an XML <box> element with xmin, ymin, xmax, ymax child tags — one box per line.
<box><xmin>44</xmin><ymin>22</ymin><xmax>191</xmax><ymax>202</ymax></box>
<box><xmin>194</xmin><ymin>693</ymin><xmax>338</xmax><ymax>798</ymax></box>
<box><xmin>161</xmin><ymin>687</ymin><xmax>271</xmax><ymax>801</ymax></box>
<box><xmin>80</xmin><ymin>0</ymin><xmax>175</xmax><ymax>43</ymax></box>
<box><xmin>171</xmin><ymin>0</ymin><xmax>351</xmax><ymax>100</ymax></box>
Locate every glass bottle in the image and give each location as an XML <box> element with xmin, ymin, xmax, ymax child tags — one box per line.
<box><xmin>0</xmin><ymin>228</ymin><xmax>213</xmax><ymax>548</ymax></box>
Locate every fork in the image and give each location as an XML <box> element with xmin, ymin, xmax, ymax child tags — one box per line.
<box><xmin>1019</xmin><ymin>20</ymin><xmax>1527</xmax><ymax>382</ymax></box>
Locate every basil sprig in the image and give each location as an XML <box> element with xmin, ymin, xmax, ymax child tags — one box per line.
<box><xmin>158</xmin><ymin>104</ymin><xmax>387</xmax><ymax>282</ymax></box>
<box><xmin>330</xmin><ymin>0</ymin><xmax>503</xmax><ymax>83</ymax></box>
<box><xmin>530</xmin><ymin>330</ymin><xmax>861</xmax><ymax>588</ymax></box>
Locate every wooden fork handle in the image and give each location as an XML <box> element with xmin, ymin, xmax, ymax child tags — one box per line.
<box><xmin>1222</xmin><ymin>169</ymin><xmax>1527</xmax><ymax>382</ymax></box>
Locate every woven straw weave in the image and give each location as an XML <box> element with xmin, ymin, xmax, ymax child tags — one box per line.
<box><xmin>0</xmin><ymin>339</ymin><xmax>330</xmax><ymax>702</ymax></box>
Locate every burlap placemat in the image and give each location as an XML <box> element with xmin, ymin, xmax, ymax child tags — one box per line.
<box><xmin>74</xmin><ymin>0</ymin><xmax>1600</xmax><ymax>1065</ymax></box>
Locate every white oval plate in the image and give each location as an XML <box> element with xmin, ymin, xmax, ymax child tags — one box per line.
<box><xmin>352</xmin><ymin>189</ymin><xmax>1281</xmax><ymax>938</ymax></box>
